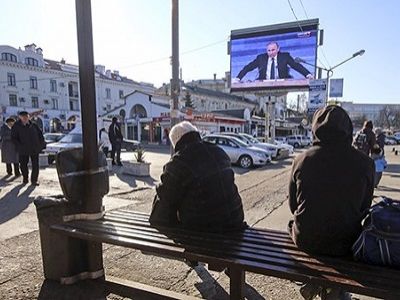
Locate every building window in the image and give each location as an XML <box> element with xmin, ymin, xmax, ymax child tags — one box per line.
<box><xmin>69</xmin><ymin>99</ymin><xmax>79</xmax><ymax>111</ymax></box>
<box><xmin>30</xmin><ymin>76</ymin><xmax>38</xmax><ymax>89</ymax></box>
<box><xmin>50</xmin><ymin>80</ymin><xmax>57</xmax><ymax>92</ymax></box>
<box><xmin>9</xmin><ymin>94</ymin><xmax>17</xmax><ymax>106</ymax></box>
<box><xmin>52</xmin><ymin>98</ymin><xmax>58</xmax><ymax>109</ymax></box>
<box><xmin>106</xmin><ymin>88</ymin><xmax>111</xmax><ymax>99</ymax></box>
<box><xmin>25</xmin><ymin>57</ymin><xmax>39</xmax><ymax>66</ymax></box>
<box><xmin>119</xmin><ymin>90</ymin><xmax>124</xmax><ymax>99</ymax></box>
<box><xmin>1</xmin><ymin>52</ymin><xmax>17</xmax><ymax>62</ymax></box>
<box><xmin>7</xmin><ymin>73</ymin><xmax>16</xmax><ymax>86</ymax></box>
<box><xmin>32</xmin><ymin>97</ymin><xmax>39</xmax><ymax>108</ymax></box>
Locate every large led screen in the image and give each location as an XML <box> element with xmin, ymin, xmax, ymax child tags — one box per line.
<box><xmin>230</xmin><ymin>24</ymin><xmax>318</xmax><ymax>92</ymax></box>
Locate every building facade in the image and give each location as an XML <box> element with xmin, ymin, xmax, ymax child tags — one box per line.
<box><xmin>0</xmin><ymin>43</ymin><xmax>155</xmax><ymax>132</ymax></box>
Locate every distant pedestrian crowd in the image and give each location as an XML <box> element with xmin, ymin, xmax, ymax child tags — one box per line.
<box><xmin>1</xmin><ymin>111</ymin><xmax>45</xmax><ymax>186</ymax></box>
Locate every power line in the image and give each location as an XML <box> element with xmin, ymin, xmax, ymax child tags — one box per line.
<box><xmin>287</xmin><ymin>0</ymin><xmax>303</xmax><ymax>31</ymax></box>
<box><xmin>118</xmin><ymin>38</ymin><xmax>228</xmax><ymax>70</ymax></box>
<box><xmin>298</xmin><ymin>0</ymin><xmax>309</xmax><ymax>19</ymax></box>
<box><xmin>289</xmin><ymin>0</ymin><xmax>330</xmax><ymax>70</ymax></box>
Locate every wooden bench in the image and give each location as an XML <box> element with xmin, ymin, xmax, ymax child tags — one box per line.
<box><xmin>51</xmin><ymin>209</ymin><xmax>400</xmax><ymax>300</ymax></box>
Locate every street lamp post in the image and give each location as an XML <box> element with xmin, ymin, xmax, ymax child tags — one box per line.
<box><xmin>296</xmin><ymin>49</ymin><xmax>365</xmax><ymax>104</ymax></box>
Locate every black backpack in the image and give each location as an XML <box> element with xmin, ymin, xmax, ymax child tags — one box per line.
<box><xmin>354</xmin><ymin>131</ymin><xmax>368</xmax><ymax>151</ymax></box>
<box><xmin>352</xmin><ymin>198</ymin><xmax>400</xmax><ymax>268</ymax></box>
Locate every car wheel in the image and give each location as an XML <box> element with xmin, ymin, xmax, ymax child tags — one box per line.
<box><xmin>294</xmin><ymin>142</ymin><xmax>300</xmax><ymax>148</ymax></box>
<box><xmin>239</xmin><ymin>155</ymin><xmax>253</xmax><ymax>169</ymax></box>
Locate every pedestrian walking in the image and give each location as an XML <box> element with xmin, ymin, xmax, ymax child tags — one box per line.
<box><xmin>0</xmin><ymin>118</ymin><xmax>20</xmax><ymax>177</ymax></box>
<box><xmin>375</xmin><ymin>127</ymin><xmax>386</xmax><ymax>155</ymax></box>
<box><xmin>99</xmin><ymin>128</ymin><xmax>111</xmax><ymax>157</ymax></box>
<box><xmin>354</xmin><ymin>120</ymin><xmax>376</xmax><ymax>156</ymax></box>
<box><xmin>108</xmin><ymin>117</ymin><xmax>123</xmax><ymax>166</ymax></box>
<box><xmin>11</xmin><ymin>111</ymin><xmax>46</xmax><ymax>185</ymax></box>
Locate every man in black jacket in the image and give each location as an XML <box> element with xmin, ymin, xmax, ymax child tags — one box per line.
<box><xmin>149</xmin><ymin>121</ymin><xmax>246</xmax><ymax>232</ymax></box>
<box><xmin>235</xmin><ymin>41</ymin><xmax>314</xmax><ymax>81</ymax></box>
<box><xmin>108</xmin><ymin>117</ymin><xmax>123</xmax><ymax>166</ymax></box>
<box><xmin>288</xmin><ymin>106</ymin><xmax>374</xmax><ymax>299</ymax></box>
<box><xmin>11</xmin><ymin>111</ymin><xmax>45</xmax><ymax>185</ymax></box>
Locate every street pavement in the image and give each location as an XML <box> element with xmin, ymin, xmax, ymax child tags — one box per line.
<box><xmin>0</xmin><ymin>145</ymin><xmax>399</xmax><ymax>299</ymax></box>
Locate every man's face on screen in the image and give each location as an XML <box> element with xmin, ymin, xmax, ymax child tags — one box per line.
<box><xmin>267</xmin><ymin>43</ymin><xmax>279</xmax><ymax>58</ymax></box>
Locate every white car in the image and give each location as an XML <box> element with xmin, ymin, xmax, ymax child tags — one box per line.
<box><xmin>222</xmin><ymin>133</ymin><xmax>290</xmax><ymax>159</ymax></box>
<box><xmin>44</xmin><ymin>133</ymin><xmax>83</xmax><ymax>164</ymax></box>
<box><xmin>203</xmin><ymin>135</ymin><xmax>271</xmax><ymax>168</ymax></box>
<box><xmin>45</xmin><ymin>131</ymin><xmax>140</xmax><ymax>164</ymax></box>
<box><xmin>273</xmin><ymin>140</ymin><xmax>294</xmax><ymax>154</ymax></box>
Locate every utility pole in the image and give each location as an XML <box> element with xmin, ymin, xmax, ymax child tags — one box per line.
<box><xmin>170</xmin><ymin>0</ymin><xmax>180</xmax><ymax>149</ymax></box>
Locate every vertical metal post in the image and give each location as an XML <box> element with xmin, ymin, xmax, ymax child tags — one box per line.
<box><xmin>170</xmin><ymin>0</ymin><xmax>180</xmax><ymax>153</ymax></box>
<box><xmin>75</xmin><ymin>0</ymin><xmax>104</xmax><ymax>277</ymax></box>
<box><xmin>75</xmin><ymin>0</ymin><xmax>101</xmax><ymax>213</ymax></box>
<box><xmin>325</xmin><ymin>70</ymin><xmax>333</xmax><ymax>106</ymax></box>
<box><xmin>270</xmin><ymin>96</ymin><xmax>276</xmax><ymax>143</ymax></box>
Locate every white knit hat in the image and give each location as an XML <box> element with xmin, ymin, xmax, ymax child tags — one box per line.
<box><xmin>169</xmin><ymin>121</ymin><xmax>198</xmax><ymax>148</ymax></box>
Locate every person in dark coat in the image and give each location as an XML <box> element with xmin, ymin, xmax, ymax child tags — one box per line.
<box><xmin>108</xmin><ymin>117</ymin><xmax>123</xmax><ymax>166</ymax></box>
<box><xmin>0</xmin><ymin>118</ymin><xmax>20</xmax><ymax>176</ymax></box>
<box><xmin>375</xmin><ymin>127</ymin><xmax>386</xmax><ymax>155</ymax></box>
<box><xmin>149</xmin><ymin>121</ymin><xmax>246</xmax><ymax>232</ymax></box>
<box><xmin>354</xmin><ymin>120</ymin><xmax>376</xmax><ymax>156</ymax></box>
<box><xmin>288</xmin><ymin>106</ymin><xmax>374</xmax><ymax>300</ymax></box>
<box><xmin>11</xmin><ymin>111</ymin><xmax>45</xmax><ymax>185</ymax></box>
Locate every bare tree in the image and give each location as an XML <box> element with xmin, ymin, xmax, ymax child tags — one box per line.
<box><xmin>376</xmin><ymin>106</ymin><xmax>400</xmax><ymax>129</ymax></box>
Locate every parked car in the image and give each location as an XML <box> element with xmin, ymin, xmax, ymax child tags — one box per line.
<box><xmin>202</xmin><ymin>134</ymin><xmax>271</xmax><ymax>168</ymax></box>
<box><xmin>275</xmin><ymin>136</ymin><xmax>287</xmax><ymax>143</ymax></box>
<box><xmin>44</xmin><ymin>133</ymin><xmax>65</xmax><ymax>144</ymax></box>
<box><xmin>240</xmin><ymin>133</ymin><xmax>291</xmax><ymax>159</ymax></box>
<box><xmin>220</xmin><ymin>132</ymin><xmax>282</xmax><ymax>159</ymax></box>
<box><xmin>273</xmin><ymin>140</ymin><xmax>294</xmax><ymax>155</ymax></box>
<box><xmin>44</xmin><ymin>132</ymin><xmax>140</xmax><ymax>164</ymax></box>
<box><xmin>385</xmin><ymin>136</ymin><xmax>399</xmax><ymax>145</ymax></box>
<box><xmin>286</xmin><ymin>135</ymin><xmax>310</xmax><ymax>148</ymax></box>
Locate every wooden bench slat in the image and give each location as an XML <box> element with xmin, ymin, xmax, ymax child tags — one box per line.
<box><xmin>103</xmin><ymin>214</ymin><xmax>296</xmax><ymax>247</ymax></box>
<box><xmin>52</xmin><ymin>221</ymin><xmax>400</xmax><ymax>299</ymax></box>
<box><xmin>61</xmin><ymin>220</ymin><xmax>400</xmax><ymax>291</ymax></box>
<box><xmin>113</xmin><ymin>209</ymin><xmax>292</xmax><ymax>237</ymax></box>
<box><xmin>79</xmin><ymin>219</ymin><xmax>400</xmax><ymax>282</ymax></box>
<box><xmin>107</xmin><ymin>210</ymin><xmax>294</xmax><ymax>241</ymax></box>
<box><xmin>103</xmin><ymin>213</ymin><xmax>400</xmax><ymax>280</ymax></box>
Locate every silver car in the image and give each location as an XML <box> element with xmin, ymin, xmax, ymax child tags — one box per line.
<box><xmin>203</xmin><ymin>135</ymin><xmax>271</xmax><ymax>168</ymax></box>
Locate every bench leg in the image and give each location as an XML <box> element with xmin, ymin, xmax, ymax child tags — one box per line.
<box><xmin>229</xmin><ymin>267</ymin><xmax>245</xmax><ymax>300</ymax></box>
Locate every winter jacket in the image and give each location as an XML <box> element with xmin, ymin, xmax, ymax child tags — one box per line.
<box><xmin>149</xmin><ymin>131</ymin><xmax>246</xmax><ymax>232</ymax></box>
<box><xmin>0</xmin><ymin>124</ymin><xmax>19</xmax><ymax>163</ymax></box>
<box><xmin>11</xmin><ymin>120</ymin><xmax>45</xmax><ymax>156</ymax></box>
<box><xmin>289</xmin><ymin>106</ymin><xmax>375</xmax><ymax>256</ymax></box>
<box><xmin>376</xmin><ymin>133</ymin><xmax>385</xmax><ymax>153</ymax></box>
<box><xmin>108</xmin><ymin>122</ymin><xmax>123</xmax><ymax>144</ymax></box>
<box><xmin>356</xmin><ymin>127</ymin><xmax>376</xmax><ymax>156</ymax></box>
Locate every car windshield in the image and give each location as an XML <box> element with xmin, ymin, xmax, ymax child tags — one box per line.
<box><xmin>227</xmin><ymin>137</ymin><xmax>249</xmax><ymax>147</ymax></box>
<box><xmin>241</xmin><ymin>134</ymin><xmax>259</xmax><ymax>144</ymax></box>
<box><xmin>59</xmin><ymin>133</ymin><xmax>82</xmax><ymax>143</ymax></box>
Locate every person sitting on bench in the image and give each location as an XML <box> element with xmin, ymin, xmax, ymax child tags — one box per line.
<box><xmin>149</xmin><ymin>121</ymin><xmax>246</xmax><ymax>232</ymax></box>
<box><xmin>288</xmin><ymin>105</ymin><xmax>375</xmax><ymax>300</ymax></box>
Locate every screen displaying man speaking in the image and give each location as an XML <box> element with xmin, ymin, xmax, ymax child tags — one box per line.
<box><xmin>231</xmin><ymin>30</ymin><xmax>317</xmax><ymax>91</ymax></box>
